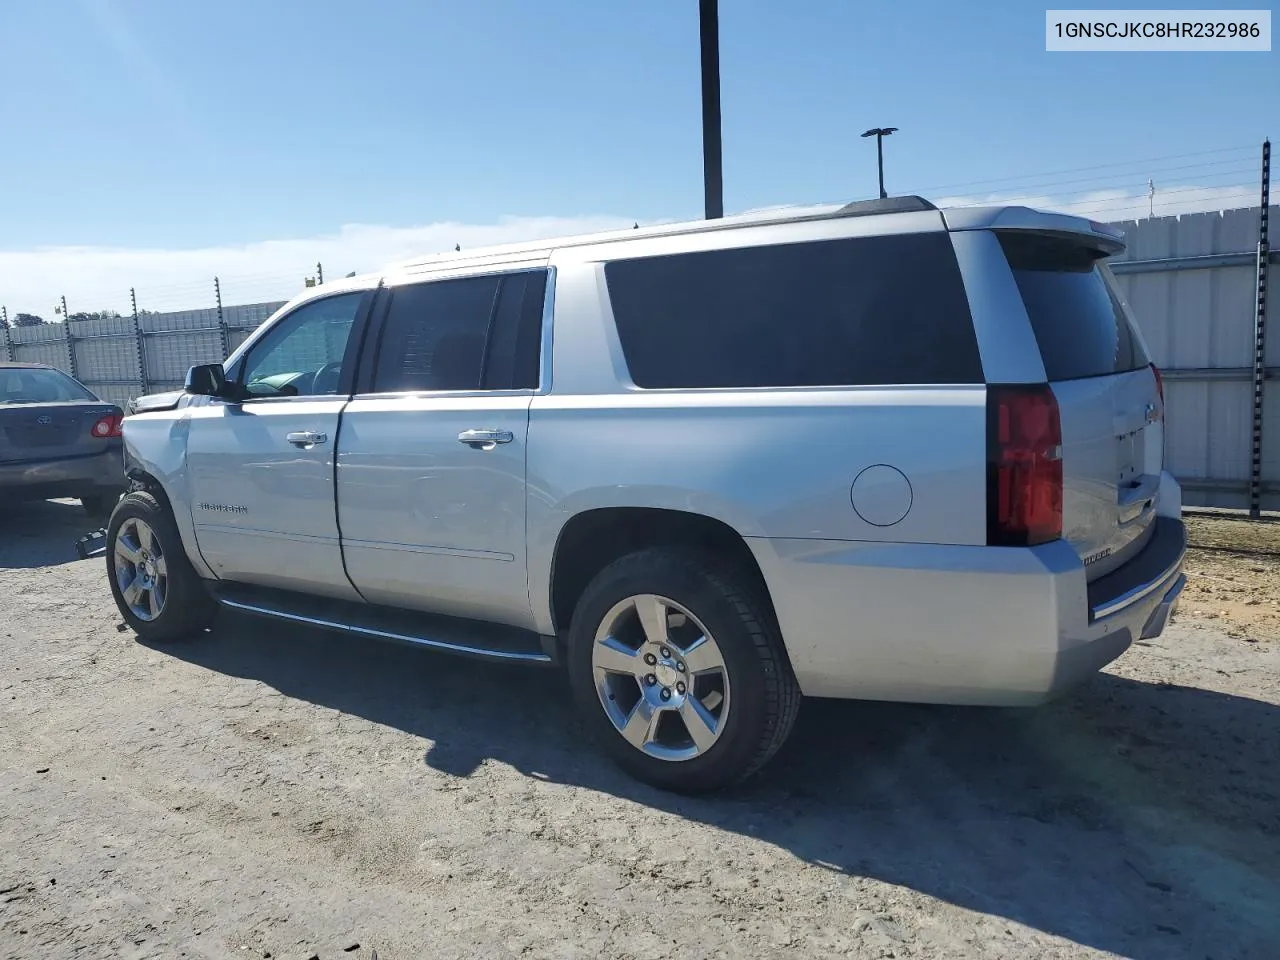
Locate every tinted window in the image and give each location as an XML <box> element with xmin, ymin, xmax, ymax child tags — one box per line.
<box><xmin>483</xmin><ymin>270</ymin><xmax>547</xmax><ymax>390</ymax></box>
<box><xmin>604</xmin><ymin>233</ymin><xmax>983</xmax><ymax>389</ymax></box>
<box><xmin>999</xmin><ymin>233</ymin><xmax>1149</xmax><ymax>381</ymax></box>
<box><xmin>241</xmin><ymin>292</ymin><xmax>364</xmax><ymax>397</ymax></box>
<box><xmin>369</xmin><ymin>271</ymin><xmax>547</xmax><ymax>393</ymax></box>
<box><xmin>0</xmin><ymin>367</ymin><xmax>96</xmax><ymax>404</ymax></box>
<box><xmin>372</xmin><ymin>276</ymin><xmax>499</xmax><ymax>393</ymax></box>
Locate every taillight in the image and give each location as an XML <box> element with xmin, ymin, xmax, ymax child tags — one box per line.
<box><xmin>91</xmin><ymin>413</ymin><xmax>123</xmax><ymax>438</ymax></box>
<box><xmin>987</xmin><ymin>385</ymin><xmax>1063</xmax><ymax>546</ymax></box>
<box><xmin>1150</xmin><ymin>362</ymin><xmax>1164</xmax><ymax>409</ymax></box>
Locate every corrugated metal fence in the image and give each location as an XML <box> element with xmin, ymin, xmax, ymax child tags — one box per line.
<box><xmin>1109</xmin><ymin>205</ymin><xmax>1277</xmax><ymax>513</ymax></box>
<box><xmin>0</xmin><ymin>302</ymin><xmax>285</xmax><ymax>409</ymax></box>
<box><xmin>1</xmin><ymin>204</ymin><xmax>1275</xmax><ymax>513</ymax></box>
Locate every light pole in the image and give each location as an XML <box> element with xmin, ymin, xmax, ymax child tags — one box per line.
<box><xmin>861</xmin><ymin>126</ymin><xmax>898</xmax><ymax>199</ymax></box>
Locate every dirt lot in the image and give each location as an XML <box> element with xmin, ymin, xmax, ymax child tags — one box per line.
<box><xmin>1</xmin><ymin>503</ymin><xmax>1278</xmax><ymax>960</ymax></box>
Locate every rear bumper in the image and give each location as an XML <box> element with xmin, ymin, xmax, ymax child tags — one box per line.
<box><xmin>748</xmin><ymin>512</ymin><xmax>1187</xmax><ymax>706</ymax></box>
<box><xmin>0</xmin><ymin>448</ymin><xmax>125</xmax><ymax>501</ymax></box>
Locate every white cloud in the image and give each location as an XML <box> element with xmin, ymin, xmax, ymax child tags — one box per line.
<box><xmin>0</xmin><ymin>215</ymin><xmax>631</xmax><ymax>319</ymax></box>
<box><xmin>1</xmin><ymin>184</ymin><xmax>1265</xmax><ymax>320</ymax></box>
<box><xmin>743</xmin><ymin>184</ymin><xmax>1261</xmax><ymax>223</ymax></box>
<box><xmin>933</xmin><ymin>183</ymin><xmax>1260</xmax><ymax>222</ymax></box>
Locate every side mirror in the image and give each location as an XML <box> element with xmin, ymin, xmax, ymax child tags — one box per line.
<box><xmin>185</xmin><ymin>363</ymin><xmax>228</xmax><ymax>397</ymax></box>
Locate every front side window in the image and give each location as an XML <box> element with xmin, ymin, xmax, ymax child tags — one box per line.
<box><xmin>239</xmin><ymin>292</ymin><xmax>365</xmax><ymax>398</ymax></box>
<box><xmin>0</xmin><ymin>367</ymin><xmax>97</xmax><ymax>404</ymax></box>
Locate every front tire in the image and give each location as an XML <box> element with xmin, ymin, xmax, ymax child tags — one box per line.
<box><xmin>106</xmin><ymin>491</ymin><xmax>215</xmax><ymax>642</ymax></box>
<box><xmin>567</xmin><ymin>547</ymin><xmax>801</xmax><ymax>794</ymax></box>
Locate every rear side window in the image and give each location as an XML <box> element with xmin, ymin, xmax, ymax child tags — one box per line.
<box><xmin>373</xmin><ymin>276</ymin><xmax>499</xmax><ymax>393</ymax></box>
<box><xmin>370</xmin><ymin>270</ymin><xmax>546</xmax><ymax>393</ymax></box>
<box><xmin>999</xmin><ymin>232</ymin><xmax>1149</xmax><ymax>382</ymax></box>
<box><xmin>604</xmin><ymin>233</ymin><xmax>983</xmax><ymax>389</ymax></box>
<box><xmin>483</xmin><ymin>270</ymin><xmax>547</xmax><ymax>390</ymax></box>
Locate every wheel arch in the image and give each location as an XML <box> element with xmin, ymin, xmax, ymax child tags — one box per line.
<box><xmin>122</xmin><ymin>464</ymin><xmax>217</xmax><ymax>580</ymax></box>
<box><xmin>547</xmin><ymin>506</ymin><xmax>780</xmax><ymax>641</ymax></box>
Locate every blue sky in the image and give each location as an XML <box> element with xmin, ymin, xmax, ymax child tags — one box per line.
<box><xmin>0</xmin><ymin>0</ymin><xmax>1274</xmax><ymax>314</ymax></box>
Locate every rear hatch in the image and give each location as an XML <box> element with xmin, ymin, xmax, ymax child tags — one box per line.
<box><xmin>998</xmin><ymin>231</ymin><xmax>1163</xmax><ymax>581</ymax></box>
<box><xmin>0</xmin><ymin>367</ymin><xmax>121</xmax><ymax>464</ymax></box>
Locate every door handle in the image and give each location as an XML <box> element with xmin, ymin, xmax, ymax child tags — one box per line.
<box><xmin>1117</xmin><ymin>472</ymin><xmax>1160</xmax><ymax>525</ymax></box>
<box><xmin>286</xmin><ymin>431</ymin><xmax>328</xmax><ymax>447</ymax></box>
<box><xmin>457</xmin><ymin>428</ymin><xmax>513</xmax><ymax>450</ymax></box>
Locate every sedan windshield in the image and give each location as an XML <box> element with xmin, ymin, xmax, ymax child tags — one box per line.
<box><xmin>0</xmin><ymin>367</ymin><xmax>97</xmax><ymax>404</ymax></box>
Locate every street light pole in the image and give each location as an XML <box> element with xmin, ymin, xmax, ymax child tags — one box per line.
<box><xmin>860</xmin><ymin>126</ymin><xmax>898</xmax><ymax>199</ymax></box>
<box><xmin>699</xmin><ymin>0</ymin><xmax>723</xmax><ymax>219</ymax></box>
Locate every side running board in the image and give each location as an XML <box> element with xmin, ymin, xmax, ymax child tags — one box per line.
<box><xmin>210</xmin><ymin>582</ymin><xmax>555</xmax><ymax>665</ymax></box>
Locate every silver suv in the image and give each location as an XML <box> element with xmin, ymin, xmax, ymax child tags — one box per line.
<box><xmin>106</xmin><ymin>196</ymin><xmax>1187</xmax><ymax>793</ymax></box>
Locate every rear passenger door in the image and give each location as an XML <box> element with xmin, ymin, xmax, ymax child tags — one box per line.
<box><xmin>336</xmin><ymin>269</ymin><xmax>547</xmax><ymax>629</ymax></box>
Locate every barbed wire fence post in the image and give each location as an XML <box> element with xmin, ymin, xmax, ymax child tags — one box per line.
<box><xmin>1248</xmin><ymin>137</ymin><xmax>1271</xmax><ymax>519</ymax></box>
<box><xmin>214</xmin><ymin>276</ymin><xmax>229</xmax><ymax>359</ymax></box>
<box><xmin>131</xmin><ymin>286</ymin><xmax>150</xmax><ymax>396</ymax></box>
<box><xmin>61</xmin><ymin>294</ymin><xmax>80</xmax><ymax>380</ymax></box>
<box><xmin>1</xmin><ymin>307</ymin><xmax>12</xmax><ymax>362</ymax></box>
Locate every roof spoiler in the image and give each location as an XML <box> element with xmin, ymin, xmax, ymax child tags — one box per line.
<box><xmin>942</xmin><ymin>206</ymin><xmax>1126</xmax><ymax>256</ymax></box>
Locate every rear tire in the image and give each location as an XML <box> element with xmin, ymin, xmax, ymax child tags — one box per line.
<box><xmin>106</xmin><ymin>491</ymin><xmax>215</xmax><ymax>643</ymax></box>
<box><xmin>566</xmin><ymin>547</ymin><xmax>801</xmax><ymax>794</ymax></box>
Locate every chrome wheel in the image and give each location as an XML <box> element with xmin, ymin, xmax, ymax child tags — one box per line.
<box><xmin>591</xmin><ymin>593</ymin><xmax>731</xmax><ymax>761</ymax></box>
<box><xmin>113</xmin><ymin>517</ymin><xmax>168</xmax><ymax>622</ymax></box>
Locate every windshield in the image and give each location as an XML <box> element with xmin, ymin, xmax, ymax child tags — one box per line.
<box><xmin>0</xmin><ymin>367</ymin><xmax>97</xmax><ymax>404</ymax></box>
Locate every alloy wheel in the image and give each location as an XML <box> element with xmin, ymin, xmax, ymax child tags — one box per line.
<box><xmin>114</xmin><ymin>518</ymin><xmax>169</xmax><ymax>622</ymax></box>
<box><xmin>591</xmin><ymin>593</ymin><xmax>731</xmax><ymax>761</ymax></box>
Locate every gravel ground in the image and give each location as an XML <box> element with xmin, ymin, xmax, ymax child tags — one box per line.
<box><xmin>2</xmin><ymin>501</ymin><xmax>1278</xmax><ymax>960</ymax></box>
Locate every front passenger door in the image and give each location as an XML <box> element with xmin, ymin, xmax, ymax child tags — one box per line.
<box><xmin>185</xmin><ymin>290</ymin><xmax>372</xmax><ymax>599</ymax></box>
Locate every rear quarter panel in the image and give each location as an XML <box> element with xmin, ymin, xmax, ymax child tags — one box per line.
<box><xmin>525</xmin><ymin>254</ymin><xmax>989</xmax><ymax>634</ymax></box>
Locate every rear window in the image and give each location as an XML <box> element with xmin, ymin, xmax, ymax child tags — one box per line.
<box><xmin>604</xmin><ymin>233</ymin><xmax>983</xmax><ymax>389</ymax></box>
<box><xmin>999</xmin><ymin>232</ymin><xmax>1148</xmax><ymax>382</ymax></box>
<box><xmin>0</xmin><ymin>367</ymin><xmax>96</xmax><ymax>404</ymax></box>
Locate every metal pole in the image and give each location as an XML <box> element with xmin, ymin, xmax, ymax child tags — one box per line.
<box><xmin>214</xmin><ymin>276</ymin><xmax>230</xmax><ymax>358</ymax></box>
<box><xmin>699</xmin><ymin>0</ymin><xmax>723</xmax><ymax>219</ymax></box>
<box><xmin>316</xmin><ymin>262</ymin><xmax>324</xmax><ymax>285</ymax></box>
<box><xmin>876</xmin><ymin>134</ymin><xmax>886</xmax><ymax>199</ymax></box>
<box><xmin>1248</xmin><ymin>138</ymin><xmax>1271</xmax><ymax>518</ymax></box>
<box><xmin>62</xmin><ymin>295</ymin><xmax>80</xmax><ymax>379</ymax></box>
<box><xmin>1</xmin><ymin>307</ymin><xmax>11</xmax><ymax>362</ymax></box>
<box><xmin>131</xmin><ymin>287</ymin><xmax>150</xmax><ymax>396</ymax></box>
<box><xmin>861</xmin><ymin>127</ymin><xmax>897</xmax><ymax>199</ymax></box>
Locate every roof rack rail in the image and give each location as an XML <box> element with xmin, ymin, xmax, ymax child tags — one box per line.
<box><xmin>834</xmin><ymin>195</ymin><xmax>937</xmax><ymax>217</ymax></box>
